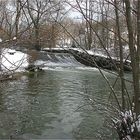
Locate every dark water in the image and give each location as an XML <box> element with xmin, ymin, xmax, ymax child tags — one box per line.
<box><xmin>0</xmin><ymin>55</ymin><xmax>132</xmax><ymax>140</ymax></box>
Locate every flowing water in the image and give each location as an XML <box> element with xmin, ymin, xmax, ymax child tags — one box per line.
<box><xmin>0</xmin><ymin>52</ymin><xmax>132</xmax><ymax>140</ymax></box>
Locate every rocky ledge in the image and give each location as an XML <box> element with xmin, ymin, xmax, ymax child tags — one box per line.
<box><xmin>69</xmin><ymin>49</ymin><xmax>132</xmax><ymax>72</ymax></box>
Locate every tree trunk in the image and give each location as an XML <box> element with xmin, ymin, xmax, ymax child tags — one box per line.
<box><xmin>15</xmin><ymin>0</ymin><xmax>21</xmax><ymax>40</ymax></box>
<box><xmin>51</xmin><ymin>24</ymin><xmax>56</xmax><ymax>48</ymax></box>
<box><xmin>124</xmin><ymin>0</ymin><xmax>140</xmax><ymax>117</ymax></box>
<box><xmin>114</xmin><ymin>0</ymin><xmax>125</xmax><ymax>110</ymax></box>
<box><xmin>135</xmin><ymin>0</ymin><xmax>140</xmax><ymax>117</ymax></box>
<box><xmin>34</xmin><ymin>26</ymin><xmax>41</xmax><ymax>51</ymax></box>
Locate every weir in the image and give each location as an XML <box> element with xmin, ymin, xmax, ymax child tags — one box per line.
<box><xmin>41</xmin><ymin>48</ymin><xmax>132</xmax><ymax>72</ymax></box>
<box><xmin>37</xmin><ymin>51</ymin><xmax>82</xmax><ymax>68</ymax></box>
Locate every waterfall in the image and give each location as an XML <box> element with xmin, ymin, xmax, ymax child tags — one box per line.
<box><xmin>36</xmin><ymin>52</ymin><xmax>82</xmax><ymax>68</ymax></box>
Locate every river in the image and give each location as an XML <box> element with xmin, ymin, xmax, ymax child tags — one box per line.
<box><xmin>0</xmin><ymin>52</ymin><xmax>132</xmax><ymax>140</ymax></box>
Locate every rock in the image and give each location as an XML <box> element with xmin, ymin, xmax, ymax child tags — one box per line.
<box><xmin>25</xmin><ymin>64</ymin><xmax>36</xmax><ymax>72</ymax></box>
<box><xmin>25</xmin><ymin>65</ymin><xmax>43</xmax><ymax>72</ymax></box>
<box><xmin>72</xmin><ymin>51</ymin><xmax>132</xmax><ymax>72</ymax></box>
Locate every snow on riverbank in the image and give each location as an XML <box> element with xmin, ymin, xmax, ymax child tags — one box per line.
<box><xmin>1</xmin><ymin>48</ymin><xmax>28</xmax><ymax>72</ymax></box>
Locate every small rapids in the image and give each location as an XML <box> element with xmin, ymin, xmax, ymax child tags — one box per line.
<box><xmin>37</xmin><ymin>52</ymin><xmax>83</xmax><ymax>66</ymax></box>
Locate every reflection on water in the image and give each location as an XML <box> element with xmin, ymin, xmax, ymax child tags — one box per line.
<box><xmin>0</xmin><ymin>67</ymin><xmax>131</xmax><ymax>140</ymax></box>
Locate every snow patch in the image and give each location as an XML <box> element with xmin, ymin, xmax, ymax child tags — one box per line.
<box><xmin>1</xmin><ymin>48</ymin><xmax>28</xmax><ymax>72</ymax></box>
<box><xmin>0</xmin><ymin>38</ymin><xmax>2</xmax><ymax>42</ymax></box>
<box><xmin>113</xmin><ymin>110</ymin><xmax>140</xmax><ymax>140</ymax></box>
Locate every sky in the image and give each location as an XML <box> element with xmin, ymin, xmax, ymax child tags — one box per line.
<box><xmin>64</xmin><ymin>0</ymin><xmax>82</xmax><ymax>21</ymax></box>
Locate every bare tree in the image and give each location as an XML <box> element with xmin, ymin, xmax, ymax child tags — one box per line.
<box><xmin>62</xmin><ymin>0</ymin><xmax>140</xmax><ymax>139</ymax></box>
<box><xmin>18</xmin><ymin>0</ymin><xmax>63</xmax><ymax>50</ymax></box>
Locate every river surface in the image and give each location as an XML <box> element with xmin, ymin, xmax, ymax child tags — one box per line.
<box><xmin>0</xmin><ymin>53</ymin><xmax>132</xmax><ymax>140</ymax></box>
